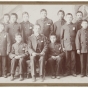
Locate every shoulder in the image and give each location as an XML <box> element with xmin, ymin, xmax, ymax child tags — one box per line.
<box><xmin>54</xmin><ymin>21</ymin><xmax>59</xmax><ymax>25</ymax></box>
<box><xmin>12</xmin><ymin>43</ymin><xmax>16</xmax><ymax>47</ymax></box>
<box><xmin>47</xmin><ymin>18</ymin><xmax>53</xmax><ymax>23</ymax></box>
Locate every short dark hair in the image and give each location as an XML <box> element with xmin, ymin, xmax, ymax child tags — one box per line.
<box><xmin>81</xmin><ymin>19</ymin><xmax>88</xmax><ymax>23</ymax></box>
<box><xmin>22</xmin><ymin>12</ymin><xmax>29</xmax><ymax>17</ymax></box>
<box><xmin>49</xmin><ymin>33</ymin><xmax>57</xmax><ymax>38</ymax></box>
<box><xmin>15</xmin><ymin>32</ymin><xmax>22</xmax><ymax>37</ymax></box>
<box><xmin>11</xmin><ymin>13</ymin><xmax>18</xmax><ymax>19</ymax></box>
<box><xmin>76</xmin><ymin>11</ymin><xmax>83</xmax><ymax>16</ymax></box>
<box><xmin>3</xmin><ymin>14</ymin><xmax>10</xmax><ymax>18</ymax></box>
<box><xmin>66</xmin><ymin>13</ymin><xmax>73</xmax><ymax>17</ymax></box>
<box><xmin>40</xmin><ymin>9</ymin><xmax>47</xmax><ymax>13</ymax></box>
<box><xmin>57</xmin><ymin>10</ymin><xmax>65</xmax><ymax>16</ymax></box>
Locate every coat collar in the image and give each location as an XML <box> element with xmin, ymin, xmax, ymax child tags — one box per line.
<box><xmin>22</xmin><ymin>21</ymin><xmax>30</xmax><ymax>24</ymax></box>
<box><xmin>41</xmin><ymin>17</ymin><xmax>48</xmax><ymax>21</ymax></box>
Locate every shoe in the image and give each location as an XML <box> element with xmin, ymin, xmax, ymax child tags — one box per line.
<box><xmin>56</xmin><ymin>76</ymin><xmax>61</xmax><ymax>79</ymax></box>
<box><xmin>51</xmin><ymin>76</ymin><xmax>55</xmax><ymax>79</ymax></box>
<box><xmin>81</xmin><ymin>75</ymin><xmax>85</xmax><ymax>77</ymax></box>
<box><xmin>64</xmin><ymin>73</ymin><xmax>70</xmax><ymax>77</ymax></box>
<box><xmin>7</xmin><ymin>73</ymin><xmax>11</xmax><ymax>76</ymax></box>
<box><xmin>19</xmin><ymin>75</ymin><xmax>24</xmax><ymax>81</ymax></box>
<box><xmin>72</xmin><ymin>74</ymin><xmax>77</xmax><ymax>77</ymax></box>
<box><xmin>32</xmin><ymin>76</ymin><xmax>36</xmax><ymax>82</ymax></box>
<box><xmin>40</xmin><ymin>75</ymin><xmax>44</xmax><ymax>82</ymax></box>
<box><xmin>11</xmin><ymin>75</ymin><xmax>14</xmax><ymax>81</ymax></box>
<box><xmin>4</xmin><ymin>75</ymin><xmax>7</xmax><ymax>78</ymax></box>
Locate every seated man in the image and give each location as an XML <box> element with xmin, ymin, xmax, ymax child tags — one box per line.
<box><xmin>48</xmin><ymin>33</ymin><xmax>64</xmax><ymax>79</ymax></box>
<box><xmin>9</xmin><ymin>33</ymin><xmax>28</xmax><ymax>81</ymax></box>
<box><xmin>28</xmin><ymin>24</ymin><xmax>48</xmax><ymax>82</ymax></box>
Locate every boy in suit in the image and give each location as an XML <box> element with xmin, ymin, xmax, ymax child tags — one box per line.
<box><xmin>21</xmin><ymin>12</ymin><xmax>34</xmax><ymax>43</ymax></box>
<box><xmin>36</xmin><ymin>9</ymin><xmax>53</xmax><ymax>39</ymax></box>
<box><xmin>28</xmin><ymin>24</ymin><xmax>48</xmax><ymax>82</ymax></box>
<box><xmin>61</xmin><ymin>13</ymin><xmax>77</xmax><ymax>77</ymax></box>
<box><xmin>48</xmin><ymin>33</ymin><xmax>64</xmax><ymax>79</ymax></box>
<box><xmin>9</xmin><ymin>33</ymin><xmax>28</xmax><ymax>81</ymax></box>
<box><xmin>54</xmin><ymin>10</ymin><xmax>66</xmax><ymax>43</ymax></box>
<box><xmin>76</xmin><ymin>20</ymin><xmax>88</xmax><ymax>77</ymax></box>
<box><xmin>0</xmin><ymin>23</ymin><xmax>11</xmax><ymax>78</ymax></box>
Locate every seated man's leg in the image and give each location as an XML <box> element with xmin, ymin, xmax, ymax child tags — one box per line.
<box><xmin>30</xmin><ymin>56</ymin><xmax>36</xmax><ymax>81</ymax></box>
<box><xmin>19</xmin><ymin>58</ymin><xmax>25</xmax><ymax>81</ymax></box>
<box><xmin>39</xmin><ymin>56</ymin><xmax>45</xmax><ymax>81</ymax></box>
<box><xmin>56</xmin><ymin>56</ymin><xmax>63</xmax><ymax>78</ymax></box>
<box><xmin>48</xmin><ymin>57</ymin><xmax>56</xmax><ymax>78</ymax></box>
<box><xmin>11</xmin><ymin>58</ymin><xmax>17</xmax><ymax>80</ymax></box>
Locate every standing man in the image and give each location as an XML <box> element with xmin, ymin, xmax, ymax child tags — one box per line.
<box><xmin>75</xmin><ymin>11</ymin><xmax>83</xmax><ymax>75</ymax></box>
<box><xmin>21</xmin><ymin>12</ymin><xmax>34</xmax><ymax>43</ymax></box>
<box><xmin>36</xmin><ymin>9</ymin><xmax>53</xmax><ymax>39</ymax></box>
<box><xmin>61</xmin><ymin>13</ymin><xmax>77</xmax><ymax>77</ymax></box>
<box><xmin>28</xmin><ymin>24</ymin><xmax>48</xmax><ymax>82</ymax></box>
<box><xmin>54</xmin><ymin>10</ymin><xmax>66</xmax><ymax>43</ymax></box>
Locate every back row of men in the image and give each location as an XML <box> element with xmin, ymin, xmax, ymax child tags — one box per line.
<box><xmin>0</xmin><ymin>9</ymin><xmax>87</xmax><ymax>82</ymax></box>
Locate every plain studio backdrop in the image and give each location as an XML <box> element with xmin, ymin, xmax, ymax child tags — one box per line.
<box><xmin>0</xmin><ymin>5</ymin><xmax>87</xmax><ymax>24</ymax></box>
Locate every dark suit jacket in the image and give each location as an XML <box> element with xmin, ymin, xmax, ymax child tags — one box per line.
<box><xmin>28</xmin><ymin>34</ymin><xmax>48</xmax><ymax>56</ymax></box>
<box><xmin>61</xmin><ymin>22</ymin><xmax>77</xmax><ymax>51</ymax></box>
<box><xmin>0</xmin><ymin>31</ymin><xmax>11</xmax><ymax>56</ymax></box>
<box><xmin>76</xmin><ymin>28</ymin><xmax>88</xmax><ymax>53</ymax></box>
<box><xmin>36</xmin><ymin>17</ymin><xmax>53</xmax><ymax>38</ymax></box>
<box><xmin>20</xmin><ymin>21</ymin><xmax>34</xmax><ymax>43</ymax></box>
<box><xmin>48</xmin><ymin>43</ymin><xmax>64</xmax><ymax>58</ymax></box>
<box><xmin>9</xmin><ymin>42</ymin><xmax>28</xmax><ymax>59</ymax></box>
<box><xmin>54</xmin><ymin>19</ymin><xmax>66</xmax><ymax>42</ymax></box>
<box><xmin>5</xmin><ymin>22</ymin><xmax>22</xmax><ymax>45</ymax></box>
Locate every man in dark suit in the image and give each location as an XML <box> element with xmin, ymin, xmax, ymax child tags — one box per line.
<box><xmin>76</xmin><ymin>20</ymin><xmax>88</xmax><ymax>77</ymax></box>
<box><xmin>75</xmin><ymin>11</ymin><xmax>83</xmax><ymax>75</ymax></box>
<box><xmin>61</xmin><ymin>13</ymin><xmax>77</xmax><ymax>77</ymax></box>
<box><xmin>20</xmin><ymin>12</ymin><xmax>34</xmax><ymax>43</ymax></box>
<box><xmin>54</xmin><ymin>10</ymin><xmax>66</xmax><ymax>43</ymax></box>
<box><xmin>36</xmin><ymin>9</ymin><xmax>53</xmax><ymax>39</ymax></box>
<box><xmin>48</xmin><ymin>33</ymin><xmax>64</xmax><ymax>79</ymax></box>
<box><xmin>28</xmin><ymin>24</ymin><xmax>48</xmax><ymax>82</ymax></box>
<box><xmin>0</xmin><ymin>23</ymin><xmax>11</xmax><ymax>78</ymax></box>
<box><xmin>9</xmin><ymin>33</ymin><xmax>28</xmax><ymax>81</ymax></box>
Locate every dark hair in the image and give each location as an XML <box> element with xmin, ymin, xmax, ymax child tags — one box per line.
<box><xmin>76</xmin><ymin>11</ymin><xmax>83</xmax><ymax>16</ymax></box>
<box><xmin>57</xmin><ymin>10</ymin><xmax>65</xmax><ymax>16</ymax></box>
<box><xmin>3</xmin><ymin>14</ymin><xmax>10</xmax><ymax>18</ymax></box>
<box><xmin>22</xmin><ymin>12</ymin><xmax>29</xmax><ymax>17</ymax></box>
<box><xmin>66</xmin><ymin>13</ymin><xmax>73</xmax><ymax>17</ymax></box>
<box><xmin>40</xmin><ymin>9</ymin><xmax>47</xmax><ymax>13</ymax></box>
<box><xmin>15</xmin><ymin>32</ymin><xmax>22</xmax><ymax>37</ymax></box>
<box><xmin>10</xmin><ymin>13</ymin><xmax>18</xmax><ymax>19</ymax></box>
<box><xmin>81</xmin><ymin>19</ymin><xmax>88</xmax><ymax>23</ymax></box>
<box><xmin>49</xmin><ymin>33</ymin><xmax>57</xmax><ymax>38</ymax></box>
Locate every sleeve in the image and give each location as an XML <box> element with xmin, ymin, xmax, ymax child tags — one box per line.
<box><xmin>76</xmin><ymin>30</ymin><xmax>81</xmax><ymax>50</ymax></box>
<box><xmin>41</xmin><ymin>36</ymin><xmax>48</xmax><ymax>54</ymax></box>
<box><xmin>53</xmin><ymin>22</ymin><xmax>57</xmax><ymax>34</ymax></box>
<box><xmin>27</xmin><ymin>36</ymin><xmax>36</xmax><ymax>55</ymax></box>
<box><xmin>50</xmin><ymin>20</ymin><xmax>54</xmax><ymax>34</ymax></box>
<box><xmin>9</xmin><ymin>45</ymin><xmax>16</xmax><ymax>59</ymax></box>
<box><xmin>61</xmin><ymin>26</ymin><xmax>65</xmax><ymax>48</ymax></box>
<box><xmin>6</xmin><ymin>33</ymin><xmax>11</xmax><ymax>55</ymax></box>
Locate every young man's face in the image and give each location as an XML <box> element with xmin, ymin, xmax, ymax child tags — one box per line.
<box><xmin>10</xmin><ymin>15</ymin><xmax>17</xmax><ymax>23</ymax></box>
<box><xmin>50</xmin><ymin>35</ymin><xmax>56</xmax><ymax>43</ymax></box>
<box><xmin>40</xmin><ymin>11</ymin><xmax>47</xmax><ymax>19</ymax></box>
<box><xmin>76</xmin><ymin>13</ymin><xmax>83</xmax><ymax>21</ymax></box>
<box><xmin>23</xmin><ymin>14</ymin><xmax>29</xmax><ymax>22</ymax></box>
<box><xmin>15</xmin><ymin>35</ymin><xmax>22</xmax><ymax>43</ymax></box>
<box><xmin>66</xmin><ymin>15</ymin><xmax>73</xmax><ymax>23</ymax></box>
<box><xmin>58</xmin><ymin>12</ymin><xmax>64</xmax><ymax>20</ymax></box>
<box><xmin>4</xmin><ymin>15</ymin><xmax>9</xmax><ymax>23</ymax></box>
<box><xmin>0</xmin><ymin>24</ymin><xmax>4</xmax><ymax>32</ymax></box>
<box><xmin>81</xmin><ymin>21</ymin><xmax>88</xmax><ymax>29</ymax></box>
<box><xmin>33</xmin><ymin>25</ymin><xmax>40</xmax><ymax>35</ymax></box>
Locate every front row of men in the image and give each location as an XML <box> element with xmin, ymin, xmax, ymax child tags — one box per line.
<box><xmin>0</xmin><ymin>14</ymin><xmax>88</xmax><ymax>82</ymax></box>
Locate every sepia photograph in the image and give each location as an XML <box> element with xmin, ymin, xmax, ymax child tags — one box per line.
<box><xmin>0</xmin><ymin>1</ymin><xmax>88</xmax><ymax>86</ymax></box>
